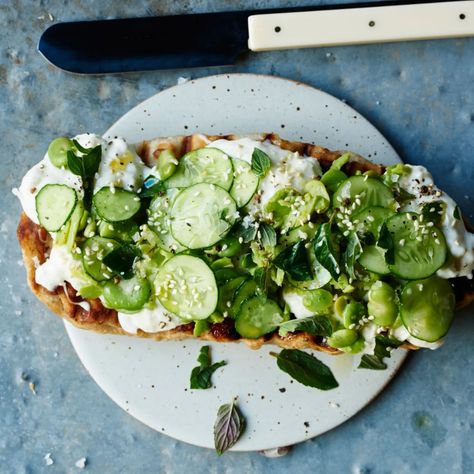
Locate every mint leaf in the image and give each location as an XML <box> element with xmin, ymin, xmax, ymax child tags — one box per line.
<box><xmin>313</xmin><ymin>223</ymin><xmax>340</xmax><ymax>279</ymax></box>
<box><xmin>190</xmin><ymin>346</ymin><xmax>226</xmax><ymax>390</ymax></box>
<box><xmin>102</xmin><ymin>244</ymin><xmax>140</xmax><ymax>279</ymax></box>
<box><xmin>67</xmin><ymin>145</ymin><xmax>101</xmax><ymax>179</ymax></box>
<box><xmin>377</xmin><ymin>223</ymin><xmax>394</xmax><ymax>265</ymax></box>
<box><xmin>259</xmin><ymin>222</ymin><xmax>277</xmax><ymax>248</ymax></box>
<box><xmin>274</xmin><ymin>240</ymin><xmax>312</xmax><ymax>281</ymax></box>
<box><xmin>359</xmin><ymin>354</ymin><xmax>387</xmax><ymax>370</ymax></box>
<box><xmin>251</xmin><ymin>148</ymin><xmax>271</xmax><ymax>177</ymax></box>
<box><xmin>271</xmin><ymin>349</ymin><xmax>339</xmax><ymax>390</ymax></box>
<box><xmin>343</xmin><ymin>232</ymin><xmax>362</xmax><ymax>280</ymax></box>
<box><xmin>214</xmin><ymin>399</ymin><xmax>245</xmax><ymax>455</ymax></box>
<box><xmin>278</xmin><ymin>315</ymin><xmax>333</xmax><ymax>337</ymax></box>
<box><xmin>140</xmin><ymin>175</ymin><xmax>166</xmax><ymax>198</ymax></box>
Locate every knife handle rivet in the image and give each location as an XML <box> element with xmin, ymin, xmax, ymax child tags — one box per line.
<box><xmin>274</xmin><ymin>26</ymin><xmax>281</xmax><ymax>33</ymax></box>
<box><xmin>459</xmin><ymin>13</ymin><xmax>466</xmax><ymax>20</ymax></box>
<box><xmin>368</xmin><ymin>20</ymin><xmax>375</xmax><ymax>27</ymax></box>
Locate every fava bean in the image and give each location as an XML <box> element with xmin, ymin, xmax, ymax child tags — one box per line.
<box><xmin>302</xmin><ymin>288</ymin><xmax>333</xmax><ymax>314</ymax></box>
<box><xmin>368</xmin><ymin>281</ymin><xmax>398</xmax><ymax>326</ymax></box>
<box><xmin>157</xmin><ymin>149</ymin><xmax>178</xmax><ymax>180</ymax></box>
<box><xmin>327</xmin><ymin>328</ymin><xmax>359</xmax><ymax>348</ymax></box>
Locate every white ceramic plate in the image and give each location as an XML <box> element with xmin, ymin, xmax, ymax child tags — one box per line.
<box><xmin>65</xmin><ymin>74</ymin><xmax>406</xmax><ymax>452</ymax></box>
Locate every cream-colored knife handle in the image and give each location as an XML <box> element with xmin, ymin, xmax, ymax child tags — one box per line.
<box><xmin>248</xmin><ymin>1</ymin><xmax>474</xmax><ymax>51</ymax></box>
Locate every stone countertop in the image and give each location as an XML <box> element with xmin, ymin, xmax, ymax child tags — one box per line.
<box><xmin>1</xmin><ymin>1</ymin><xmax>473</xmax><ymax>473</ymax></box>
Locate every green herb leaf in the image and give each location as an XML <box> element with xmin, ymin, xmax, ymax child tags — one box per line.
<box><xmin>421</xmin><ymin>201</ymin><xmax>445</xmax><ymax>225</ymax></box>
<box><xmin>359</xmin><ymin>354</ymin><xmax>387</xmax><ymax>370</ymax></box>
<box><xmin>235</xmin><ymin>221</ymin><xmax>258</xmax><ymax>243</ymax></box>
<box><xmin>278</xmin><ymin>315</ymin><xmax>333</xmax><ymax>337</ymax></box>
<box><xmin>139</xmin><ymin>175</ymin><xmax>166</xmax><ymax>198</ymax></box>
<box><xmin>253</xmin><ymin>267</ymin><xmax>268</xmax><ymax>295</ymax></box>
<box><xmin>393</xmin><ymin>186</ymin><xmax>416</xmax><ymax>204</ymax></box>
<box><xmin>102</xmin><ymin>244</ymin><xmax>140</xmax><ymax>279</ymax></box>
<box><xmin>271</xmin><ymin>349</ymin><xmax>339</xmax><ymax>390</ymax></box>
<box><xmin>343</xmin><ymin>232</ymin><xmax>362</xmax><ymax>280</ymax></box>
<box><xmin>251</xmin><ymin>148</ymin><xmax>271</xmax><ymax>177</ymax></box>
<box><xmin>453</xmin><ymin>205</ymin><xmax>461</xmax><ymax>220</ymax></box>
<box><xmin>72</xmin><ymin>138</ymin><xmax>92</xmax><ymax>154</ymax></box>
<box><xmin>190</xmin><ymin>346</ymin><xmax>226</xmax><ymax>390</ymax></box>
<box><xmin>313</xmin><ymin>223</ymin><xmax>340</xmax><ymax>280</ymax></box>
<box><xmin>259</xmin><ymin>222</ymin><xmax>277</xmax><ymax>248</ymax></box>
<box><xmin>377</xmin><ymin>223</ymin><xmax>394</xmax><ymax>265</ymax></box>
<box><xmin>274</xmin><ymin>240</ymin><xmax>312</xmax><ymax>281</ymax></box>
<box><xmin>67</xmin><ymin>146</ymin><xmax>101</xmax><ymax>179</ymax></box>
<box><xmin>214</xmin><ymin>399</ymin><xmax>245</xmax><ymax>455</ymax></box>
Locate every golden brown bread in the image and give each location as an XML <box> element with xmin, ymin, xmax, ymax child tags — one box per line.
<box><xmin>17</xmin><ymin>133</ymin><xmax>474</xmax><ymax>352</ymax></box>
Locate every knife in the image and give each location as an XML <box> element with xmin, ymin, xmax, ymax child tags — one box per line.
<box><xmin>38</xmin><ymin>0</ymin><xmax>474</xmax><ymax>74</ymax></box>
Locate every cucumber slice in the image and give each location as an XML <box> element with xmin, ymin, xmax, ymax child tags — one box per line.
<box><xmin>81</xmin><ymin>236</ymin><xmax>121</xmax><ymax>281</ymax></box>
<box><xmin>230</xmin><ymin>279</ymin><xmax>257</xmax><ymax>317</ymax></box>
<box><xmin>48</xmin><ymin>137</ymin><xmax>74</xmax><ymax>168</ymax></box>
<box><xmin>148</xmin><ymin>189</ymin><xmax>185</xmax><ymax>253</ymax></box>
<box><xmin>165</xmin><ymin>147</ymin><xmax>234</xmax><ymax>190</ymax></box>
<box><xmin>155</xmin><ymin>255</ymin><xmax>218</xmax><ymax>320</ymax></box>
<box><xmin>35</xmin><ymin>184</ymin><xmax>77</xmax><ymax>232</ymax></box>
<box><xmin>229</xmin><ymin>159</ymin><xmax>259</xmax><ymax>207</ymax></box>
<box><xmin>170</xmin><ymin>183</ymin><xmax>237</xmax><ymax>249</ymax></box>
<box><xmin>386</xmin><ymin>212</ymin><xmax>447</xmax><ymax>279</ymax></box>
<box><xmin>333</xmin><ymin>176</ymin><xmax>395</xmax><ymax>225</ymax></box>
<box><xmin>235</xmin><ymin>297</ymin><xmax>283</xmax><ymax>339</ymax></box>
<box><xmin>102</xmin><ymin>276</ymin><xmax>151</xmax><ymax>312</ymax></box>
<box><xmin>358</xmin><ymin>245</ymin><xmax>390</xmax><ymax>275</ymax></box>
<box><xmin>354</xmin><ymin>206</ymin><xmax>394</xmax><ymax>238</ymax></box>
<box><xmin>93</xmin><ymin>187</ymin><xmax>141</xmax><ymax>223</ymax></box>
<box><xmin>400</xmin><ymin>276</ymin><xmax>455</xmax><ymax>342</ymax></box>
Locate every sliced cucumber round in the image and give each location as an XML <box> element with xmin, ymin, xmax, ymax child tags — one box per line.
<box><xmin>148</xmin><ymin>189</ymin><xmax>185</xmax><ymax>253</ymax></box>
<box><xmin>229</xmin><ymin>158</ymin><xmax>259</xmax><ymax>207</ymax></box>
<box><xmin>333</xmin><ymin>176</ymin><xmax>395</xmax><ymax>220</ymax></box>
<box><xmin>35</xmin><ymin>184</ymin><xmax>77</xmax><ymax>232</ymax></box>
<box><xmin>354</xmin><ymin>206</ymin><xmax>394</xmax><ymax>239</ymax></box>
<box><xmin>400</xmin><ymin>276</ymin><xmax>455</xmax><ymax>342</ymax></box>
<box><xmin>170</xmin><ymin>183</ymin><xmax>237</xmax><ymax>249</ymax></box>
<box><xmin>165</xmin><ymin>147</ymin><xmax>234</xmax><ymax>190</ymax></box>
<box><xmin>81</xmin><ymin>236</ymin><xmax>121</xmax><ymax>281</ymax></box>
<box><xmin>235</xmin><ymin>297</ymin><xmax>283</xmax><ymax>339</ymax></box>
<box><xmin>102</xmin><ymin>276</ymin><xmax>151</xmax><ymax>312</ymax></box>
<box><xmin>154</xmin><ymin>255</ymin><xmax>218</xmax><ymax>320</ymax></box>
<box><xmin>93</xmin><ymin>187</ymin><xmax>141</xmax><ymax>223</ymax></box>
<box><xmin>386</xmin><ymin>212</ymin><xmax>447</xmax><ymax>279</ymax></box>
<box><xmin>358</xmin><ymin>245</ymin><xmax>390</xmax><ymax>275</ymax></box>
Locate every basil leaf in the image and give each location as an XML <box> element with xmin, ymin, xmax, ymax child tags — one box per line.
<box><xmin>251</xmin><ymin>148</ymin><xmax>271</xmax><ymax>177</ymax></box>
<box><xmin>377</xmin><ymin>223</ymin><xmax>394</xmax><ymax>265</ymax></box>
<box><xmin>273</xmin><ymin>241</ymin><xmax>312</xmax><ymax>281</ymax></box>
<box><xmin>271</xmin><ymin>349</ymin><xmax>339</xmax><ymax>390</ymax></box>
<box><xmin>259</xmin><ymin>223</ymin><xmax>277</xmax><ymax>248</ymax></box>
<box><xmin>102</xmin><ymin>244</ymin><xmax>139</xmax><ymax>279</ymax></box>
<box><xmin>278</xmin><ymin>315</ymin><xmax>333</xmax><ymax>337</ymax></box>
<box><xmin>140</xmin><ymin>175</ymin><xmax>166</xmax><ymax>198</ymax></box>
<box><xmin>190</xmin><ymin>346</ymin><xmax>226</xmax><ymax>390</ymax></box>
<box><xmin>313</xmin><ymin>223</ymin><xmax>340</xmax><ymax>280</ymax></box>
<box><xmin>67</xmin><ymin>145</ymin><xmax>101</xmax><ymax>179</ymax></box>
<box><xmin>214</xmin><ymin>399</ymin><xmax>245</xmax><ymax>455</ymax></box>
<box><xmin>343</xmin><ymin>232</ymin><xmax>362</xmax><ymax>280</ymax></box>
<box><xmin>359</xmin><ymin>354</ymin><xmax>387</xmax><ymax>370</ymax></box>
<box><xmin>421</xmin><ymin>201</ymin><xmax>445</xmax><ymax>225</ymax></box>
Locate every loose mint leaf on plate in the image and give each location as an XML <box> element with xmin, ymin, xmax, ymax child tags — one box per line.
<box><xmin>214</xmin><ymin>399</ymin><xmax>245</xmax><ymax>455</ymax></box>
<box><xmin>190</xmin><ymin>346</ymin><xmax>226</xmax><ymax>390</ymax></box>
<box><xmin>251</xmin><ymin>148</ymin><xmax>271</xmax><ymax>177</ymax></box>
<box><xmin>271</xmin><ymin>349</ymin><xmax>339</xmax><ymax>390</ymax></box>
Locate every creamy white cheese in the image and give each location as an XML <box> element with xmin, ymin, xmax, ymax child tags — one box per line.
<box><xmin>209</xmin><ymin>138</ymin><xmax>322</xmax><ymax>209</ymax></box>
<box><xmin>118</xmin><ymin>301</ymin><xmax>182</xmax><ymax>334</ymax></box>
<box><xmin>361</xmin><ymin>323</ymin><xmax>377</xmax><ymax>355</ymax></box>
<box><xmin>282</xmin><ymin>289</ymin><xmax>314</xmax><ymax>319</ymax></box>
<box><xmin>390</xmin><ymin>324</ymin><xmax>444</xmax><ymax>350</ymax></box>
<box><xmin>93</xmin><ymin>137</ymin><xmax>152</xmax><ymax>192</ymax></box>
<box><xmin>35</xmin><ymin>245</ymin><xmax>91</xmax><ymax>292</ymax></box>
<box><xmin>398</xmin><ymin>165</ymin><xmax>474</xmax><ymax>279</ymax></box>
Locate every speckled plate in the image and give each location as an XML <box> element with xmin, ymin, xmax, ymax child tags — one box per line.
<box><xmin>65</xmin><ymin>74</ymin><xmax>406</xmax><ymax>452</ymax></box>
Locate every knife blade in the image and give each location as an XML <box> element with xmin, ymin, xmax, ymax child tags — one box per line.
<box><xmin>38</xmin><ymin>0</ymin><xmax>474</xmax><ymax>74</ymax></box>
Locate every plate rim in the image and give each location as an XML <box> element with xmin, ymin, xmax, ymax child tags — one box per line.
<box><xmin>66</xmin><ymin>72</ymin><xmax>407</xmax><ymax>451</ymax></box>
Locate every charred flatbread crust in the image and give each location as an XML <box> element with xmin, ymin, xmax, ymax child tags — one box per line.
<box><xmin>17</xmin><ymin>133</ymin><xmax>474</xmax><ymax>352</ymax></box>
